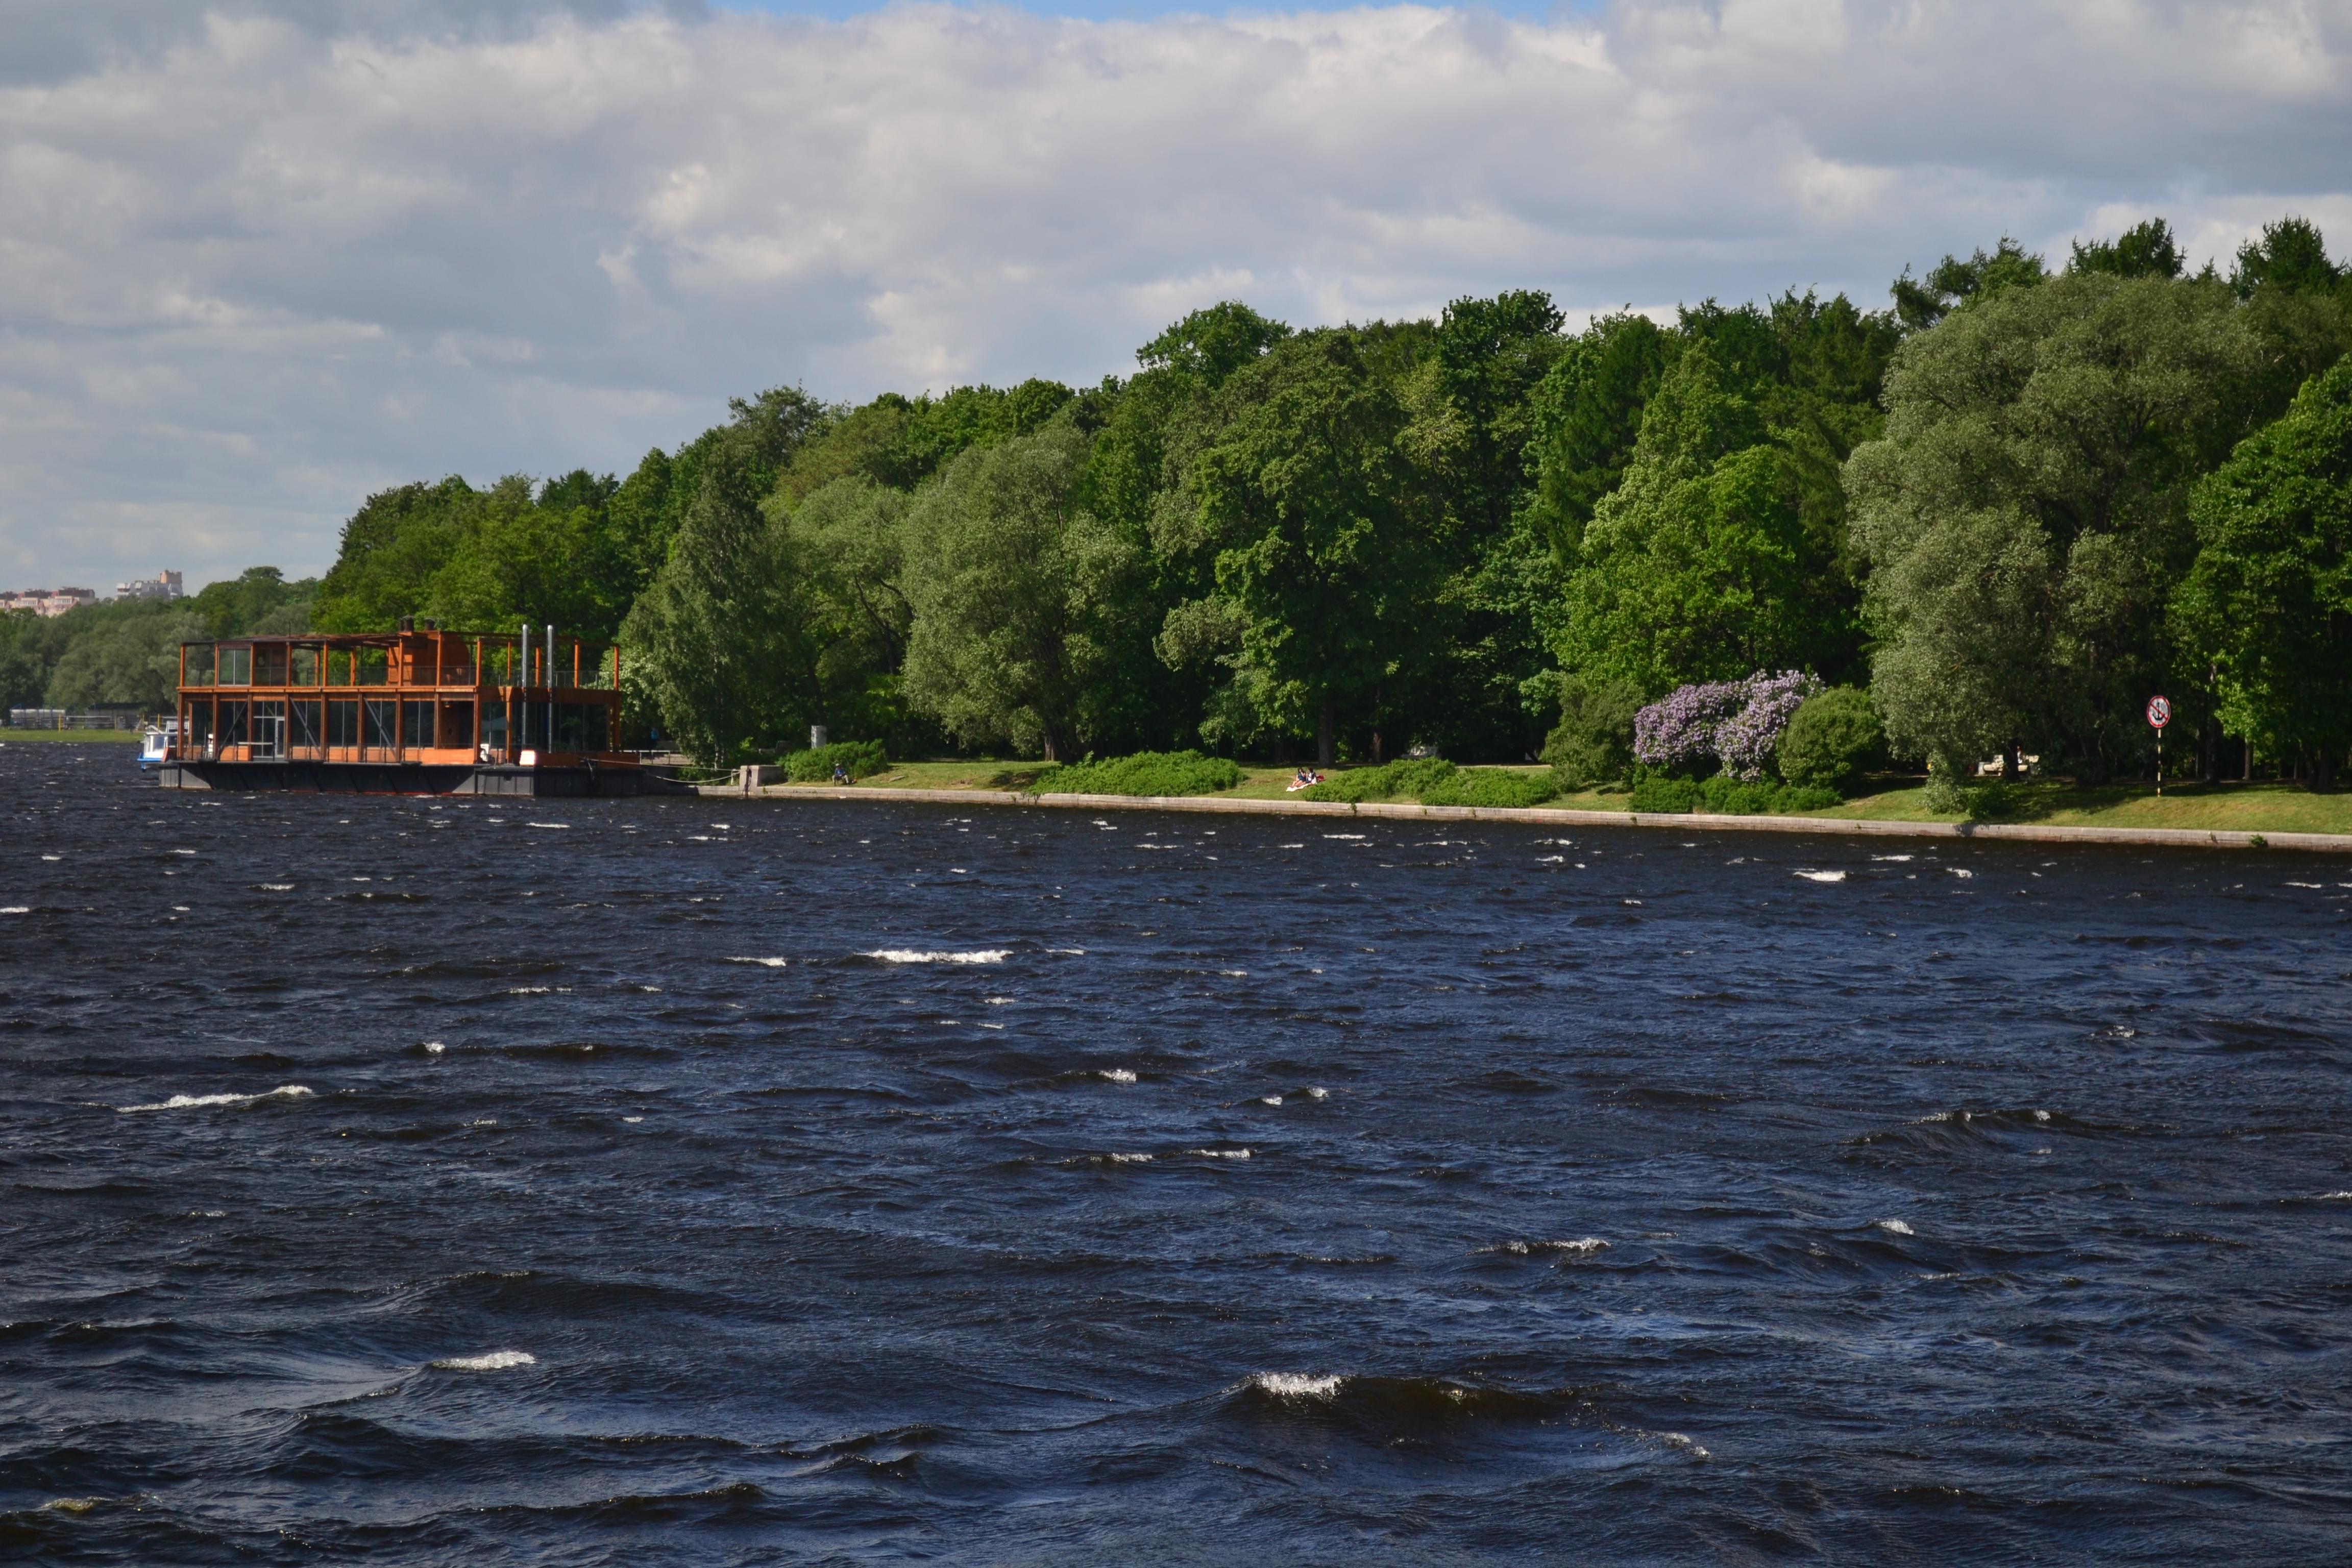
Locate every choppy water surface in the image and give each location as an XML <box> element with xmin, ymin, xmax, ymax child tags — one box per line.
<box><xmin>5</xmin><ymin>742</ymin><xmax>2351</xmax><ymax>1564</ymax></box>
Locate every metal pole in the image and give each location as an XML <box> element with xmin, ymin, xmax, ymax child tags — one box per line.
<box><xmin>546</xmin><ymin>624</ymin><xmax>556</xmax><ymax>756</ymax></box>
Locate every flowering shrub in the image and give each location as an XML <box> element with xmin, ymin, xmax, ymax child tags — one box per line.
<box><xmin>1634</xmin><ymin>671</ymin><xmax>1822</xmax><ymax>780</ymax></box>
<box><xmin>1633</xmin><ymin>680</ymin><xmax>1748</xmax><ymax>770</ymax></box>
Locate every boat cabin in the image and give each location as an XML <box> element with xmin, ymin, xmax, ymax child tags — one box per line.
<box><xmin>172</xmin><ymin>623</ymin><xmax>630</xmax><ymax>773</ymax></box>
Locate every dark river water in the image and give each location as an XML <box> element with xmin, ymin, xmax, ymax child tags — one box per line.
<box><xmin>5</xmin><ymin>742</ymin><xmax>2351</xmax><ymax>1564</ymax></box>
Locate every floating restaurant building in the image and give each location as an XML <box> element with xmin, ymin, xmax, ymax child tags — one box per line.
<box><xmin>160</xmin><ymin>622</ymin><xmax>651</xmax><ymax>794</ymax></box>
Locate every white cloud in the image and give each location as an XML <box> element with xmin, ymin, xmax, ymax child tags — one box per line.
<box><xmin>1</xmin><ymin>0</ymin><xmax>2347</xmax><ymax>589</ymax></box>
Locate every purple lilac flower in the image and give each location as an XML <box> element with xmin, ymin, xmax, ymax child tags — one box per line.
<box><xmin>1635</xmin><ymin>670</ymin><xmax>1822</xmax><ymax>778</ymax></box>
<box><xmin>1714</xmin><ymin>671</ymin><xmax>1821</xmax><ymax>779</ymax></box>
<box><xmin>1634</xmin><ymin>679</ymin><xmax>1747</xmax><ymax>769</ymax></box>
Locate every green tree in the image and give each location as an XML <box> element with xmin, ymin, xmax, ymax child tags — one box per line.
<box><xmin>1556</xmin><ymin>345</ymin><xmax>1852</xmax><ymax>692</ymax></box>
<box><xmin>2232</xmin><ymin>216</ymin><xmax>2344</xmax><ymax>300</ymax></box>
<box><xmin>1522</xmin><ymin>311</ymin><xmax>1678</xmax><ymax>560</ymax></box>
<box><xmin>42</xmin><ymin>602</ymin><xmax>206</xmax><ymax>709</ymax></box>
<box><xmin>2070</xmin><ymin>217</ymin><xmax>2187</xmax><ymax>281</ymax></box>
<box><xmin>2176</xmin><ymin>360</ymin><xmax>2352</xmax><ymax>789</ymax></box>
<box><xmin>1891</xmin><ymin>237</ymin><xmax>2048</xmax><ymax>333</ymax></box>
<box><xmin>312</xmin><ymin>477</ymin><xmax>478</xmax><ymax>631</ymax></box>
<box><xmin>620</xmin><ymin>394</ymin><xmax>832</xmax><ymax>762</ymax></box>
<box><xmin>188</xmin><ymin>567</ymin><xmax>317</xmax><ymax>638</ymax></box>
<box><xmin>899</xmin><ymin>422</ymin><xmax>1138</xmax><ymax>761</ymax></box>
<box><xmin>1849</xmin><ymin>271</ymin><xmax>2277</xmax><ymax>781</ymax></box>
<box><xmin>1167</xmin><ymin>330</ymin><xmax>1437</xmax><ymax>766</ymax></box>
<box><xmin>775</xmin><ymin>475</ymin><xmax>927</xmax><ymax>750</ymax></box>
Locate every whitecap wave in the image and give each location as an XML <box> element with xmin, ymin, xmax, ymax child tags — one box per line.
<box><xmin>726</xmin><ymin>957</ymin><xmax>790</xmax><ymax>968</ymax></box>
<box><xmin>1479</xmin><ymin>1237</ymin><xmax>1608</xmax><ymax>1256</ymax></box>
<box><xmin>119</xmin><ymin>1084</ymin><xmax>312</xmax><ymax>1113</ymax></box>
<box><xmin>259</xmin><ymin>883</ymin><xmax>295</xmax><ymax>892</ymax></box>
<box><xmin>1871</xmin><ymin>853</ymin><xmax>1913</xmax><ymax>862</ymax></box>
<box><xmin>1324</xmin><ymin>834</ymin><xmax>1365</xmax><ymax>841</ymax></box>
<box><xmin>526</xmin><ymin>822</ymin><xmax>570</xmax><ymax>829</ymax></box>
<box><xmin>1098</xmin><ymin>1068</ymin><xmax>1138</xmax><ymax>1084</ymax></box>
<box><xmin>1249</xmin><ymin>1372</ymin><xmax>1341</xmax><ymax>1398</ymax></box>
<box><xmin>1948</xmin><ymin>867</ymin><xmax>1975</xmax><ymax>879</ymax></box>
<box><xmin>1109</xmin><ymin>1152</ymin><xmax>1153</xmax><ymax>1164</ymax></box>
<box><xmin>1873</xmin><ymin>1218</ymin><xmax>1916</xmax><ymax>1235</ymax></box>
<box><xmin>1794</xmin><ymin>869</ymin><xmax>1846</xmax><ymax>883</ymax></box>
<box><xmin>865</xmin><ymin>948</ymin><xmax>1009</xmax><ymax>964</ymax></box>
<box><xmin>423</xmin><ymin>1041</ymin><xmax>446</xmax><ymax>1055</ymax></box>
<box><xmin>1191</xmin><ymin>1147</ymin><xmax>1251</xmax><ymax>1159</ymax></box>
<box><xmin>0</xmin><ymin>906</ymin><xmax>27</xmax><ymax>915</ymax></box>
<box><xmin>430</xmin><ymin>1350</ymin><xmax>535</xmax><ymax>1371</ymax></box>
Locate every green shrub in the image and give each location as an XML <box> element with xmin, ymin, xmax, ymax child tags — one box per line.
<box><xmin>1032</xmin><ymin>749</ymin><xmax>1244</xmax><ymax>796</ymax></box>
<box><xmin>1627</xmin><ymin>773</ymin><xmax>1838</xmax><ymax>815</ymax></box>
<box><xmin>1298</xmin><ymin>757</ymin><xmax>1458</xmax><ymax>802</ymax></box>
<box><xmin>1696</xmin><ymin>776</ymin><xmax>1842</xmax><ymax>815</ymax></box>
<box><xmin>1420</xmin><ymin>768</ymin><xmax>1560</xmax><ymax>808</ymax></box>
<box><xmin>781</xmin><ymin>740</ymin><xmax>889</xmax><ymax>781</ymax></box>
<box><xmin>1776</xmin><ymin>687</ymin><xmax>1883</xmax><ymax>793</ymax></box>
<box><xmin>1629</xmin><ymin>774</ymin><xmax>1701</xmax><ymax>812</ymax></box>
<box><xmin>1542</xmin><ymin>672</ymin><xmax>1646</xmax><ymax>788</ymax></box>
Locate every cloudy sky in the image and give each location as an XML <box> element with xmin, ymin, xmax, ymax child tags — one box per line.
<box><xmin>4</xmin><ymin>0</ymin><xmax>2348</xmax><ymax>592</ymax></box>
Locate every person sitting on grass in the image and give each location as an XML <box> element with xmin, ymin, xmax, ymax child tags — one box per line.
<box><xmin>832</xmin><ymin>761</ymin><xmax>851</xmax><ymax>785</ymax></box>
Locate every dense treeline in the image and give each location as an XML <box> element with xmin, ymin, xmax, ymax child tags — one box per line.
<box><xmin>0</xmin><ymin>569</ymin><xmax>316</xmax><ymax>713</ymax></box>
<box><xmin>17</xmin><ymin>217</ymin><xmax>2350</xmax><ymax>794</ymax></box>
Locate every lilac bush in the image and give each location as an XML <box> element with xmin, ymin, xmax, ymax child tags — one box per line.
<box><xmin>1635</xmin><ymin>671</ymin><xmax>1822</xmax><ymax>780</ymax></box>
<box><xmin>1715</xmin><ymin>671</ymin><xmax>1821</xmax><ymax>778</ymax></box>
<box><xmin>1633</xmin><ymin>680</ymin><xmax>1748</xmax><ymax>770</ymax></box>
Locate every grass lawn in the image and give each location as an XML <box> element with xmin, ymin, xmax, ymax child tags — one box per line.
<box><xmin>779</xmin><ymin>757</ymin><xmax>2352</xmax><ymax>836</ymax></box>
<box><xmin>0</xmin><ymin>729</ymin><xmax>140</xmax><ymax>743</ymax></box>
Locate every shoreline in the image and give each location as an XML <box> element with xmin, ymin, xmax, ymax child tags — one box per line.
<box><xmin>706</xmin><ymin>781</ymin><xmax>2352</xmax><ymax>855</ymax></box>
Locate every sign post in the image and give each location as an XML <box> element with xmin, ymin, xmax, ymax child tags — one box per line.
<box><xmin>2147</xmin><ymin>695</ymin><xmax>2171</xmax><ymax>797</ymax></box>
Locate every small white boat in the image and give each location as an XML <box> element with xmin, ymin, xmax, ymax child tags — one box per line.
<box><xmin>139</xmin><ymin>720</ymin><xmax>176</xmax><ymax>770</ymax></box>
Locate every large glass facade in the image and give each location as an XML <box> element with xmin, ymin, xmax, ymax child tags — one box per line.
<box><xmin>328</xmin><ymin>700</ymin><xmax>360</xmax><ymax>747</ymax></box>
<box><xmin>362</xmin><ymin>699</ymin><xmax>397</xmax><ymax>750</ymax></box>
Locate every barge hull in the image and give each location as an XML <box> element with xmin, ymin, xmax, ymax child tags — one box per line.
<box><xmin>159</xmin><ymin>762</ymin><xmax>665</xmax><ymax>796</ymax></box>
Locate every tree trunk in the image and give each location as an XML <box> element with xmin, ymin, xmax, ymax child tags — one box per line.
<box><xmin>1371</xmin><ymin>729</ymin><xmax>1384</xmax><ymax>765</ymax></box>
<box><xmin>1042</xmin><ymin>731</ymin><xmax>1061</xmax><ymax>764</ymax></box>
<box><xmin>2001</xmin><ymin>738</ymin><xmax>2019</xmax><ymax>782</ymax></box>
<box><xmin>2310</xmin><ymin>746</ymin><xmax>2336</xmax><ymax>794</ymax></box>
<box><xmin>1318</xmin><ymin>689</ymin><xmax>1336</xmax><ymax>769</ymax></box>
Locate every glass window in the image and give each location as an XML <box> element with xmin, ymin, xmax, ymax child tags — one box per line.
<box><xmin>217</xmin><ymin>701</ymin><xmax>249</xmax><ymax>745</ymax></box>
<box><xmin>290</xmin><ymin>700</ymin><xmax>322</xmax><ymax>749</ymax></box>
<box><xmin>327</xmin><ymin>700</ymin><xmax>359</xmax><ymax>747</ymax></box>
<box><xmin>439</xmin><ymin>702</ymin><xmax>474</xmax><ymax>749</ymax></box>
<box><xmin>253</xmin><ymin>645</ymin><xmax>288</xmax><ymax>685</ymax></box>
<box><xmin>401</xmin><ymin>700</ymin><xmax>433</xmax><ymax>748</ymax></box>
<box><xmin>290</xmin><ymin>646</ymin><xmax>320</xmax><ymax>686</ymax></box>
<box><xmin>217</xmin><ymin>646</ymin><xmax>251</xmax><ymax>686</ymax></box>
<box><xmin>184</xmin><ymin>645</ymin><xmax>216</xmax><ymax>687</ymax></box>
<box><xmin>363</xmin><ymin>699</ymin><xmax>397</xmax><ymax>749</ymax></box>
<box><xmin>554</xmin><ymin>703</ymin><xmax>610</xmax><ymax>753</ymax></box>
<box><xmin>188</xmin><ymin>701</ymin><xmax>214</xmax><ymax>747</ymax></box>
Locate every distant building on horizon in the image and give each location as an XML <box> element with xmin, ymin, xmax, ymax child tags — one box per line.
<box><xmin>1</xmin><ymin>586</ymin><xmax>100</xmax><ymax>618</ymax></box>
<box><xmin>116</xmin><ymin>570</ymin><xmax>184</xmax><ymax>602</ymax></box>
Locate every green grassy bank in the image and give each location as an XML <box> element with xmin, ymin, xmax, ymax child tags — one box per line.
<box><xmin>0</xmin><ymin>729</ymin><xmax>141</xmax><ymax>744</ymax></box>
<box><xmin>769</xmin><ymin>759</ymin><xmax>2352</xmax><ymax>837</ymax></box>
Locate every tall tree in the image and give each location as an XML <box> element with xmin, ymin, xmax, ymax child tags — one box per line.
<box><xmin>899</xmin><ymin>422</ymin><xmax>1139</xmax><ymax>761</ymax></box>
<box><xmin>1556</xmin><ymin>344</ymin><xmax>1849</xmax><ymax>693</ymax></box>
<box><xmin>1850</xmin><ymin>272</ymin><xmax>2275</xmax><ymax>781</ymax></box>
<box><xmin>1168</xmin><ymin>330</ymin><xmax>1437</xmax><ymax>766</ymax></box>
<box><xmin>2176</xmin><ymin>360</ymin><xmax>2352</xmax><ymax>789</ymax></box>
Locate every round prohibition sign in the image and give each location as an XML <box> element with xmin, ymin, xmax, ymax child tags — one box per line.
<box><xmin>2146</xmin><ymin>695</ymin><xmax>2172</xmax><ymax>729</ymax></box>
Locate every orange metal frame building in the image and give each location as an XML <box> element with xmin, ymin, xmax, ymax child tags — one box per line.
<box><xmin>169</xmin><ymin>624</ymin><xmax>637</xmax><ymax>788</ymax></box>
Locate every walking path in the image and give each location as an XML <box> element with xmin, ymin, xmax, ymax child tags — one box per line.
<box><xmin>703</xmin><ymin>781</ymin><xmax>2352</xmax><ymax>854</ymax></box>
